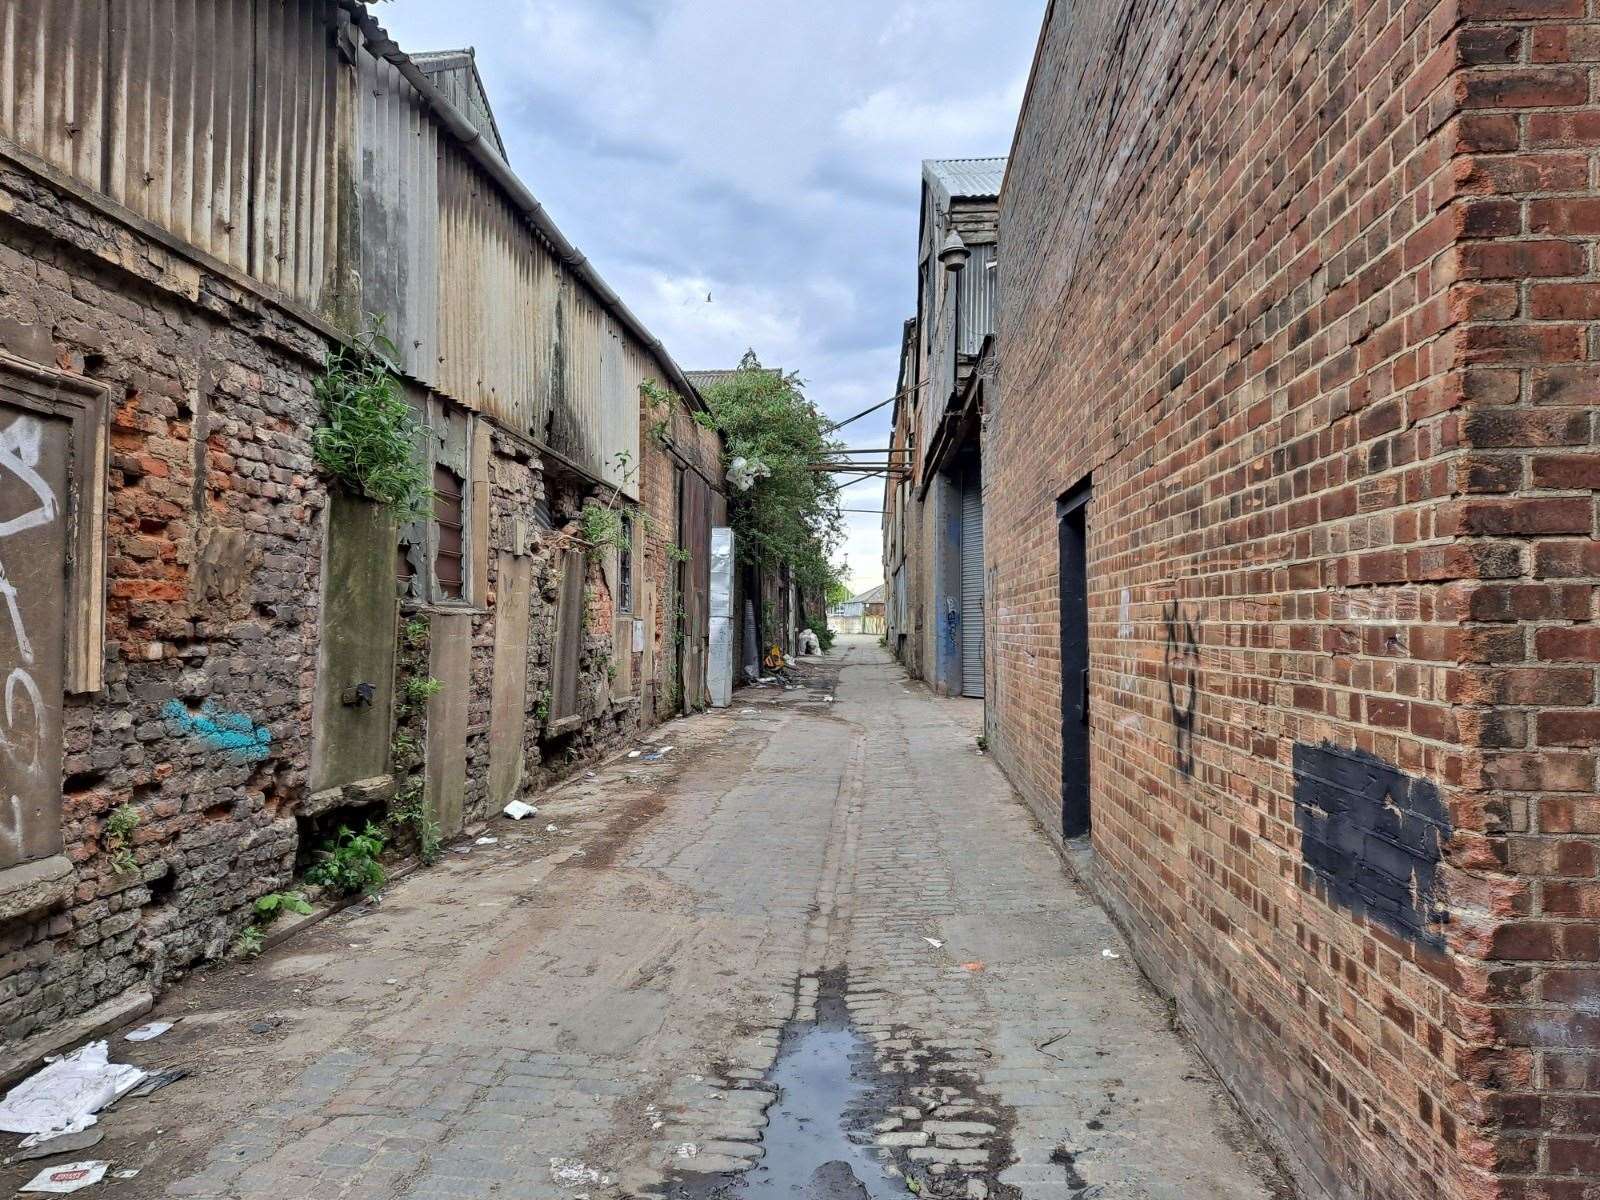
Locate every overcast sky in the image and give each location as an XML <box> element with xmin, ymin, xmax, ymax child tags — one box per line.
<box><xmin>378</xmin><ymin>0</ymin><xmax>1046</xmax><ymax>593</ymax></box>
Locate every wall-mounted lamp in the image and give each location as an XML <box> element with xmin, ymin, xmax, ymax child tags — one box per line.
<box><xmin>938</xmin><ymin>230</ymin><xmax>970</xmax><ymax>273</ymax></box>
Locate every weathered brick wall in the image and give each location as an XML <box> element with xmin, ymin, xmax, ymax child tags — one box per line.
<box><xmin>993</xmin><ymin>3</ymin><xmax>1600</xmax><ymax>1197</ymax></box>
<box><xmin>0</xmin><ymin>155</ymin><xmax>327</xmax><ymax>1037</ymax></box>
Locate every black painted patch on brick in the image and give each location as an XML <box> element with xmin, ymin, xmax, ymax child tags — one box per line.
<box><xmin>1292</xmin><ymin>742</ymin><xmax>1450</xmax><ymax>950</ymax></box>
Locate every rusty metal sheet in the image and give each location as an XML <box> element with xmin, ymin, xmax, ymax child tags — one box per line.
<box><xmin>0</xmin><ymin>399</ymin><xmax>69</xmax><ymax>870</ymax></box>
<box><xmin>435</xmin><ymin>142</ymin><xmax>554</xmax><ymax>433</ymax></box>
<box><xmin>0</xmin><ymin>0</ymin><xmax>106</xmax><ymax>187</ymax></box>
<box><xmin>357</xmin><ymin>41</ymin><xmax>440</xmax><ymax>384</ymax></box>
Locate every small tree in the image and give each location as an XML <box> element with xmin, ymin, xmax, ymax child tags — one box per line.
<box><xmin>698</xmin><ymin>351</ymin><xmax>845</xmax><ymax>598</ymax></box>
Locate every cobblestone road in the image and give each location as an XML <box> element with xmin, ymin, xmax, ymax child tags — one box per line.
<box><xmin>10</xmin><ymin>639</ymin><xmax>1289</xmax><ymax>1199</ymax></box>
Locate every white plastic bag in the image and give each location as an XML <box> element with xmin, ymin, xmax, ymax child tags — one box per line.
<box><xmin>0</xmin><ymin>1042</ymin><xmax>144</xmax><ymax>1136</ymax></box>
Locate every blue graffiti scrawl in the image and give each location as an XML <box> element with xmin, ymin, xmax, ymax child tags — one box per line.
<box><xmin>163</xmin><ymin>700</ymin><xmax>272</xmax><ymax>762</ymax></box>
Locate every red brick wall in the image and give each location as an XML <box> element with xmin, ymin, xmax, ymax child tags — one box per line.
<box><xmin>993</xmin><ymin>3</ymin><xmax>1600</xmax><ymax>1197</ymax></box>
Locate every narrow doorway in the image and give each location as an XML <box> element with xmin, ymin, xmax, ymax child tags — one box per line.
<box><xmin>959</xmin><ymin>460</ymin><xmax>985</xmax><ymax>699</ymax></box>
<box><xmin>1058</xmin><ymin>479</ymin><xmax>1091</xmax><ymax>839</ymax></box>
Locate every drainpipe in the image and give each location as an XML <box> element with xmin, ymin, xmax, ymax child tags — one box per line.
<box><xmin>339</xmin><ymin>2</ymin><xmax>707</xmax><ymax>415</ymax></box>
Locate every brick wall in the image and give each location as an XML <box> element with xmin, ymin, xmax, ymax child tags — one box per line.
<box><xmin>0</xmin><ymin>155</ymin><xmax>327</xmax><ymax>1037</ymax></box>
<box><xmin>993</xmin><ymin>3</ymin><xmax>1600</xmax><ymax>1197</ymax></box>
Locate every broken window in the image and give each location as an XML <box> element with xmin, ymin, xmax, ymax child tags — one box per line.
<box><xmin>397</xmin><ymin>394</ymin><xmax>473</xmax><ymax>606</ymax></box>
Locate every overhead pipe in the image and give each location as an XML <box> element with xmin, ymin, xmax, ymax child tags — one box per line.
<box><xmin>340</xmin><ymin>2</ymin><xmax>708</xmax><ymax>414</ymax></box>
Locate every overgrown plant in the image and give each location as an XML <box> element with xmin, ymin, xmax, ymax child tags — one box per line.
<box><xmin>306</xmin><ymin>823</ymin><xmax>388</xmax><ymax>895</ymax></box>
<box><xmin>693</xmin><ymin>351</ymin><xmax>846</xmax><ymax>598</ymax></box>
<box><xmin>388</xmin><ymin>783</ymin><xmax>441</xmax><ymax>866</ymax></box>
<box><xmin>253</xmin><ymin>891</ymin><xmax>313</xmax><ymax>924</ymax></box>
<box><xmin>312</xmin><ymin>319</ymin><xmax>432</xmax><ymax>521</ymax></box>
<box><xmin>104</xmin><ymin>802</ymin><xmax>140</xmax><ymax>875</ymax></box>
<box><xmin>404</xmin><ymin>676</ymin><xmax>443</xmax><ymax>706</ymax></box>
<box><xmin>235</xmin><ymin>926</ymin><xmax>264</xmax><ymax>959</ymax></box>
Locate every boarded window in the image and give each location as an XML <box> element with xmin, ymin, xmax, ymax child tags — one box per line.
<box><xmin>548</xmin><ymin>548</ymin><xmax>585</xmax><ymax>726</ymax></box>
<box><xmin>0</xmin><ymin>360</ymin><xmax>108</xmax><ymax>871</ymax></box>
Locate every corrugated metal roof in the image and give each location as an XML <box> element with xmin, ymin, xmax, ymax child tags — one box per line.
<box><xmin>853</xmin><ymin>584</ymin><xmax>885</xmax><ymax>604</ymax></box>
<box><xmin>923</xmin><ymin>157</ymin><xmax>1007</xmax><ymax>207</ymax></box>
<box><xmin>685</xmin><ymin>367</ymin><xmax>782</xmax><ymax>391</ymax></box>
<box><xmin>412</xmin><ymin>48</ymin><xmax>507</xmax><ymax>160</ymax></box>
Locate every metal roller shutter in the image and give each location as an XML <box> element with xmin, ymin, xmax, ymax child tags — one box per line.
<box><xmin>960</xmin><ymin>471</ymin><xmax>985</xmax><ymax>698</ymax></box>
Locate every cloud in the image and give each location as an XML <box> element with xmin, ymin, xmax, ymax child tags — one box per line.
<box><xmin>376</xmin><ymin>0</ymin><xmax>1046</xmax><ymax>590</ymax></box>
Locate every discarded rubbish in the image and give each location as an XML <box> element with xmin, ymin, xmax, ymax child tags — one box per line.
<box><xmin>961</xmin><ymin>962</ymin><xmax>986</xmax><ymax>973</ymax></box>
<box><xmin>546</xmin><ymin>824</ymin><xmax>559</xmax><ymax>832</ymax></box>
<box><xmin>640</xmin><ymin>745</ymin><xmax>674</xmax><ymax>763</ymax></box>
<box><xmin>384</xmin><ymin>978</ymin><xmax>399</xmax><ymax>986</ymax></box>
<box><xmin>12</xmin><ymin>1128</ymin><xmax>104</xmax><ymax>1161</ymax></box>
<box><xmin>549</xmin><ymin>1157</ymin><xmax>603</xmax><ymax>1184</ymax></box>
<box><xmin>740</xmin><ymin>708</ymin><xmax>756</xmax><ymax>714</ymax></box>
<box><xmin>502</xmin><ymin>800</ymin><xmax>538</xmax><ymax>820</ymax></box>
<box><xmin>1101</xmin><ymin>949</ymin><xmax>1121</xmax><ymax>960</ymax></box>
<box><xmin>923</xmin><ymin>937</ymin><xmax>943</xmax><ymax>949</ymax></box>
<box><xmin>19</xmin><ymin>1160</ymin><xmax>108</xmax><ymax>1193</ymax></box>
<box><xmin>124</xmin><ymin>1068</ymin><xmax>186</xmax><ymax>1099</ymax></box>
<box><xmin>676</xmin><ymin>1143</ymin><xmax>699</xmax><ymax>1159</ymax></box>
<box><xmin>474</xmin><ymin>836</ymin><xmax>498</xmax><ymax>846</ymax></box>
<box><xmin>0</xmin><ymin>1042</ymin><xmax>145</xmax><ymax>1138</ymax></box>
<box><xmin>628</xmin><ymin>750</ymin><xmax>642</xmax><ymax>758</ymax></box>
<box><xmin>111</xmin><ymin>1170</ymin><xmax>139</xmax><ymax>1180</ymax></box>
<box><xmin>123</xmin><ymin>1022</ymin><xmax>172</xmax><ymax>1043</ymax></box>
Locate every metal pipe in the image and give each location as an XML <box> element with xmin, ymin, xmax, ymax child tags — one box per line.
<box><xmin>341</xmin><ymin>2</ymin><xmax>707</xmax><ymax>413</ymax></box>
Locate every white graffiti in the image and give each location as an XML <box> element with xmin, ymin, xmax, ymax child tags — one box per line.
<box><xmin>0</xmin><ymin>413</ymin><xmax>60</xmax><ymax>856</ymax></box>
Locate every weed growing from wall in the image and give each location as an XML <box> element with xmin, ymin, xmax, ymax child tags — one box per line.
<box><xmin>313</xmin><ymin>320</ymin><xmax>432</xmax><ymax>520</ymax></box>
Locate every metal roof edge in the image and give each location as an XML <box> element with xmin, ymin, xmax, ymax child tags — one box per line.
<box><xmin>340</xmin><ymin>1</ymin><xmax>708</xmax><ymax>415</ymax></box>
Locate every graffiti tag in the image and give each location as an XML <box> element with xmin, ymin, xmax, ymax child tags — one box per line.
<box><xmin>162</xmin><ymin>700</ymin><xmax>273</xmax><ymax>763</ymax></box>
<box><xmin>1163</xmin><ymin>600</ymin><xmax>1198</xmax><ymax>776</ymax></box>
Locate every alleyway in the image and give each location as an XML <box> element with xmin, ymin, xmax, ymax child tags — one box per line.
<box><xmin>14</xmin><ymin>640</ymin><xmax>1289</xmax><ymax>1200</ymax></box>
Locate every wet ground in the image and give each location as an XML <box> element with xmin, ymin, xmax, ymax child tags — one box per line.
<box><xmin>667</xmin><ymin>971</ymin><xmax>902</xmax><ymax>1200</ymax></box>
<box><xmin>0</xmin><ymin>639</ymin><xmax>1293</xmax><ymax>1199</ymax></box>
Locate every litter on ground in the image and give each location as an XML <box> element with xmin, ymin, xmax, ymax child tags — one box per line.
<box><xmin>502</xmin><ymin>800</ymin><xmax>537</xmax><ymax>820</ymax></box>
<box><xmin>12</xmin><ymin>1128</ymin><xmax>103</xmax><ymax>1160</ymax></box>
<box><xmin>19</xmin><ymin>1160</ymin><xmax>109</xmax><ymax>1194</ymax></box>
<box><xmin>124</xmin><ymin>1068</ymin><xmax>187</xmax><ymax>1100</ymax></box>
<box><xmin>123</xmin><ymin>1022</ymin><xmax>172</xmax><ymax>1043</ymax></box>
<box><xmin>474</xmin><ymin>836</ymin><xmax>498</xmax><ymax>846</ymax></box>
<box><xmin>923</xmin><ymin>937</ymin><xmax>944</xmax><ymax>949</ymax></box>
<box><xmin>1102</xmin><ymin>948</ymin><xmax>1121</xmax><ymax>959</ymax></box>
<box><xmin>0</xmin><ymin>1042</ymin><xmax>145</xmax><ymax>1138</ymax></box>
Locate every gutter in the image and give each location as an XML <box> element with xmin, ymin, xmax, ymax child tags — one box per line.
<box><xmin>340</xmin><ymin>2</ymin><xmax>709</xmax><ymax>415</ymax></box>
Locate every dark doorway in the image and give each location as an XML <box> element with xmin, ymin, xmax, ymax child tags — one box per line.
<box><xmin>1058</xmin><ymin>479</ymin><xmax>1091</xmax><ymax>839</ymax></box>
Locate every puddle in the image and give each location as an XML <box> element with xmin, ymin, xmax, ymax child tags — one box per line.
<box><xmin>675</xmin><ymin>972</ymin><xmax>903</xmax><ymax>1199</ymax></box>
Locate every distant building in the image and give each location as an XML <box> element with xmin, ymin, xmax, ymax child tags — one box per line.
<box><xmin>883</xmin><ymin>158</ymin><xmax>1003</xmax><ymax>698</ymax></box>
<box><xmin>828</xmin><ymin>585</ymin><xmax>886</xmax><ymax>636</ymax></box>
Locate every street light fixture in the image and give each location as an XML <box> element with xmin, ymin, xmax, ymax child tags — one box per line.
<box><xmin>938</xmin><ymin>229</ymin><xmax>970</xmax><ymax>273</ymax></box>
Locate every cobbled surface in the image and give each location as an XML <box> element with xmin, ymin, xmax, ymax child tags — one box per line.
<box><xmin>12</xmin><ymin>639</ymin><xmax>1288</xmax><ymax>1199</ymax></box>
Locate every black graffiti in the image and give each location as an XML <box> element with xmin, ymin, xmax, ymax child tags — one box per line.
<box><xmin>1163</xmin><ymin>601</ymin><xmax>1198</xmax><ymax>775</ymax></box>
<box><xmin>1292</xmin><ymin>742</ymin><xmax>1450</xmax><ymax>951</ymax></box>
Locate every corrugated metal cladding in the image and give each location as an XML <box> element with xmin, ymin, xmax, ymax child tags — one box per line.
<box><xmin>249</xmin><ymin>0</ymin><xmax>339</xmax><ymax>309</ymax></box>
<box><xmin>108</xmin><ymin>0</ymin><xmax>254</xmax><ymax>272</ymax></box>
<box><xmin>0</xmin><ymin>0</ymin><xmax>341</xmax><ymax>312</ymax></box>
<box><xmin>958</xmin><ymin>242</ymin><xmax>996</xmax><ymax>355</ymax></box>
<box><xmin>411</xmin><ymin>53</ymin><xmax>504</xmax><ymax>160</ymax></box>
<box><xmin>357</xmin><ymin>43</ymin><xmax>439</xmax><ymax>384</ymax></box>
<box><xmin>436</xmin><ymin>143</ymin><xmax>554</xmax><ymax>435</ymax></box>
<box><xmin>599</xmin><ymin>331</ymin><xmax>645</xmax><ymax>500</ymax></box>
<box><xmin>0</xmin><ymin>0</ymin><xmax>106</xmax><ymax>188</ymax></box>
<box><xmin>548</xmin><ymin>274</ymin><xmax>601</xmax><ymax>465</ymax></box>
